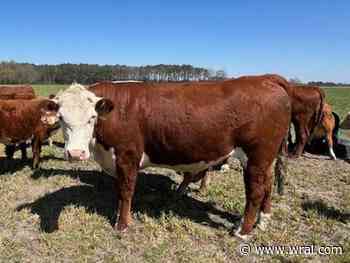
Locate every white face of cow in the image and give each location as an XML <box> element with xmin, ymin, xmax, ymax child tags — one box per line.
<box><xmin>53</xmin><ymin>84</ymin><xmax>114</xmax><ymax>161</ymax></box>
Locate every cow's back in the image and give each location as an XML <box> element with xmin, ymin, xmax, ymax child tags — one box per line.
<box><xmin>90</xmin><ymin>80</ymin><xmax>290</xmax><ymax>165</ymax></box>
<box><xmin>0</xmin><ymin>85</ymin><xmax>35</xmax><ymax>100</ymax></box>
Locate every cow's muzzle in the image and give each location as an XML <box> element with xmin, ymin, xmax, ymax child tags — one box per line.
<box><xmin>67</xmin><ymin>149</ymin><xmax>88</xmax><ymax>161</ymax></box>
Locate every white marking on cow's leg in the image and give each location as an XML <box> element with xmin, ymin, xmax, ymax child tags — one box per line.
<box><xmin>139</xmin><ymin>152</ymin><xmax>151</xmax><ymax>168</ymax></box>
<box><xmin>233</xmin><ymin>220</ymin><xmax>250</xmax><ymax>241</ymax></box>
<box><xmin>257</xmin><ymin>212</ymin><xmax>272</xmax><ymax>231</ymax></box>
<box><xmin>329</xmin><ymin>147</ymin><xmax>337</xmax><ymax>160</ymax></box>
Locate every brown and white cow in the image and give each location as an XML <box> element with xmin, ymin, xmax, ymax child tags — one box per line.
<box><xmin>286</xmin><ymin>84</ymin><xmax>325</xmax><ymax>157</ymax></box>
<box><xmin>238</xmin><ymin>75</ymin><xmax>325</xmax><ymax>158</ymax></box>
<box><xmin>0</xmin><ymin>99</ymin><xmax>59</xmax><ymax>168</ymax></box>
<box><xmin>308</xmin><ymin>103</ymin><xmax>338</xmax><ymax>159</ymax></box>
<box><xmin>53</xmin><ymin>79</ymin><xmax>291</xmax><ymax>240</ymax></box>
<box><xmin>0</xmin><ymin>85</ymin><xmax>36</xmax><ymax>159</ymax></box>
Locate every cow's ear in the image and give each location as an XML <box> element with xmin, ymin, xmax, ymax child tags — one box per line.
<box><xmin>95</xmin><ymin>98</ymin><xmax>114</xmax><ymax>116</ymax></box>
<box><xmin>40</xmin><ymin>100</ymin><xmax>60</xmax><ymax>112</ymax></box>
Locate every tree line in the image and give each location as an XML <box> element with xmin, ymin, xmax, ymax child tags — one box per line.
<box><xmin>0</xmin><ymin>61</ymin><xmax>227</xmax><ymax>84</ymax></box>
<box><xmin>290</xmin><ymin>77</ymin><xmax>350</xmax><ymax>86</ymax></box>
<box><xmin>307</xmin><ymin>81</ymin><xmax>350</xmax><ymax>87</ymax></box>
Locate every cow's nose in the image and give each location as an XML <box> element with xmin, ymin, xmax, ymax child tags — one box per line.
<box><xmin>68</xmin><ymin>150</ymin><xmax>87</xmax><ymax>161</ymax></box>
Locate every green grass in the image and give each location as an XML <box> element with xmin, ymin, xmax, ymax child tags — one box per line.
<box><xmin>32</xmin><ymin>84</ymin><xmax>68</xmax><ymax>97</ymax></box>
<box><xmin>322</xmin><ymin>87</ymin><xmax>350</xmax><ymax>119</ymax></box>
<box><xmin>322</xmin><ymin>87</ymin><xmax>350</xmax><ymax>140</ymax></box>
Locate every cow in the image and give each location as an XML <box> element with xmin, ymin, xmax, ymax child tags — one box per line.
<box><xmin>0</xmin><ymin>85</ymin><xmax>36</xmax><ymax>160</ymax></box>
<box><xmin>195</xmin><ymin>75</ymin><xmax>326</xmax><ymax>194</ymax></box>
<box><xmin>307</xmin><ymin>103</ymin><xmax>339</xmax><ymax>159</ymax></box>
<box><xmin>52</xmin><ymin>79</ymin><xmax>291</xmax><ymax>240</ymax></box>
<box><xmin>340</xmin><ymin>112</ymin><xmax>350</xmax><ymax>130</ymax></box>
<box><xmin>237</xmin><ymin>75</ymin><xmax>325</xmax><ymax>158</ymax></box>
<box><xmin>287</xmin><ymin>84</ymin><xmax>326</xmax><ymax>157</ymax></box>
<box><xmin>0</xmin><ymin>99</ymin><xmax>59</xmax><ymax>169</ymax></box>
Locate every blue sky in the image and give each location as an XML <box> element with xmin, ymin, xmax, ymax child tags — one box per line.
<box><xmin>1</xmin><ymin>1</ymin><xmax>349</xmax><ymax>82</ymax></box>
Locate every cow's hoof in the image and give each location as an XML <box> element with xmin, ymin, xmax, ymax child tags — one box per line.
<box><xmin>288</xmin><ymin>153</ymin><xmax>299</xmax><ymax>159</ymax></box>
<box><xmin>257</xmin><ymin>212</ymin><xmax>271</xmax><ymax>231</ymax></box>
<box><xmin>115</xmin><ymin>223</ymin><xmax>129</xmax><ymax>233</ymax></box>
<box><xmin>233</xmin><ymin>228</ymin><xmax>251</xmax><ymax>241</ymax></box>
<box><xmin>232</xmin><ymin>223</ymin><xmax>251</xmax><ymax>241</ymax></box>
<box><xmin>32</xmin><ymin>165</ymin><xmax>40</xmax><ymax>170</ymax></box>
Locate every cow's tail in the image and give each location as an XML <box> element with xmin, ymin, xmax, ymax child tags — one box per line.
<box><xmin>332</xmin><ymin>112</ymin><xmax>341</xmax><ymax>145</ymax></box>
<box><xmin>275</xmin><ymin>133</ymin><xmax>288</xmax><ymax>195</ymax></box>
<box><xmin>311</xmin><ymin>88</ymin><xmax>326</xmax><ymax>135</ymax></box>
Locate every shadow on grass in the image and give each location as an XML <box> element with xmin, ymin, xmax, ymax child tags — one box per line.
<box><xmin>0</xmin><ymin>155</ymin><xmax>65</xmax><ymax>175</ymax></box>
<box><xmin>302</xmin><ymin>199</ymin><xmax>350</xmax><ymax>223</ymax></box>
<box><xmin>51</xmin><ymin>141</ymin><xmax>65</xmax><ymax>148</ymax></box>
<box><xmin>0</xmin><ymin>157</ymin><xmax>30</xmax><ymax>174</ymax></box>
<box><xmin>17</xmin><ymin>169</ymin><xmax>240</xmax><ymax>233</ymax></box>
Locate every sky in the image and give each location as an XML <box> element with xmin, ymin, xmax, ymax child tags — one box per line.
<box><xmin>0</xmin><ymin>1</ymin><xmax>349</xmax><ymax>82</ymax></box>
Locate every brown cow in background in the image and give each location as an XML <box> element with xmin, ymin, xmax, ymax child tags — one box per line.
<box><xmin>0</xmin><ymin>99</ymin><xmax>59</xmax><ymax>169</ymax></box>
<box><xmin>0</xmin><ymin>85</ymin><xmax>36</xmax><ymax>160</ymax></box>
<box><xmin>307</xmin><ymin>103</ymin><xmax>338</xmax><ymax>160</ymax></box>
<box><xmin>0</xmin><ymin>85</ymin><xmax>35</xmax><ymax>100</ymax></box>
<box><xmin>200</xmin><ymin>75</ymin><xmax>325</xmax><ymax>191</ymax></box>
<box><xmin>250</xmin><ymin>75</ymin><xmax>325</xmax><ymax>158</ymax></box>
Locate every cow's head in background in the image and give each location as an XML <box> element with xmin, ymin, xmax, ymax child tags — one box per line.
<box><xmin>39</xmin><ymin>99</ymin><xmax>60</xmax><ymax>125</ymax></box>
<box><xmin>53</xmin><ymin>84</ymin><xmax>114</xmax><ymax>161</ymax></box>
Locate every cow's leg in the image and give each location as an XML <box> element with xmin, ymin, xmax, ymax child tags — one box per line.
<box><xmin>32</xmin><ymin>137</ymin><xmax>42</xmax><ymax>169</ymax></box>
<box><xmin>177</xmin><ymin>170</ymin><xmax>207</xmax><ymax>195</ymax></box>
<box><xmin>326</xmin><ymin>132</ymin><xmax>337</xmax><ymax>160</ymax></box>
<box><xmin>114</xmin><ymin>154</ymin><xmax>138</xmax><ymax>232</ymax></box>
<box><xmin>20</xmin><ymin>143</ymin><xmax>27</xmax><ymax>161</ymax></box>
<box><xmin>292</xmin><ymin>122</ymin><xmax>309</xmax><ymax>158</ymax></box>
<box><xmin>234</xmin><ymin>153</ymin><xmax>272</xmax><ymax>240</ymax></box>
<box><xmin>287</xmin><ymin>125</ymin><xmax>295</xmax><ymax>154</ymax></box>
<box><xmin>257</xmin><ymin>163</ymin><xmax>273</xmax><ymax>231</ymax></box>
<box><xmin>197</xmin><ymin>158</ymin><xmax>229</xmax><ymax>193</ymax></box>
<box><xmin>5</xmin><ymin>145</ymin><xmax>15</xmax><ymax>160</ymax></box>
<box><xmin>4</xmin><ymin>145</ymin><xmax>15</xmax><ymax>170</ymax></box>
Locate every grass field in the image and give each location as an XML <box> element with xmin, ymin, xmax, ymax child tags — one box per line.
<box><xmin>32</xmin><ymin>84</ymin><xmax>68</xmax><ymax>97</ymax></box>
<box><xmin>323</xmin><ymin>87</ymin><xmax>350</xmax><ymax>119</ymax></box>
<box><xmin>0</xmin><ymin>85</ymin><xmax>349</xmax><ymax>262</ymax></box>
